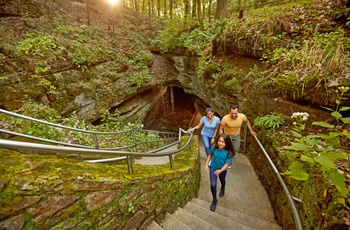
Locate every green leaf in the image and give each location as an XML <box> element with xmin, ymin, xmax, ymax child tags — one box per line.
<box><xmin>284</xmin><ymin>161</ymin><xmax>309</xmax><ymax>181</ymax></box>
<box><xmin>327</xmin><ymin>138</ymin><xmax>340</xmax><ymax>146</ymax></box>
<box><xmin>320</xmin><ymin>106</ymin><xmax>334</xmax><ymax>112</ymax></box>
<box><xmin>291</xmin><ymin>131</ymin><xmax>302</xmax><ymax>138</ymax></box>
<box><xmin>321</xmin><ymin>152</ymin><xmax>348</xmax><ymax>161</ymax></box>
<box><xmin>300</xmin><ymin>155</ymin><xmax>314</xmax><ymax>164</ymax></box>
<box><xmin>331</xmin><ymin>111</ymin><xmax>342</xmax><ymax>119</ymax></box>
<box><xmin>305</xmin><ymin>137</ymin><xmax>319</xmax><ymax>146</ymax></box>
<box><xmin>342</xmin><ymin>129</ymin><xmax>350</xmax><ymax>138</ymax></box>
<box><xmin>327</xmin><ymin>171</ymin><xmax>349</xmax><ymax>198</ymax></box>
<box><xmin>340</xmin><ymin>117</ymin><xmax>350</xmax><ymax>124</ymax></box>
<box><xmin>339</xmin><ymin>106</ymin><xmax>350</xmax><ymax>111</ymax></box>
<box><xmin>313</xmin><ymin>155</ymin><xmax>335</xmax><ymax>170</ymax></box>
<box><xmin>312</xmin><ymin>122</ymin><xmax>334</xmax><ymax>128</ymax></box>
<box><xmin>284</xmin><ymin>142</ymin><xmax>309</xmax><ymax>151</ymax></box>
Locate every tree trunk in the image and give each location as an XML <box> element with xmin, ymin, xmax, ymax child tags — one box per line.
<box><xmin>197</xmin><ymin>0</ymin><xmax>202</xmax><ymax>24</ymax></box>
<box><xmin>208</xmin><ymin>0</ymin><xmax>212</xmax><ymax>21</ymax></box>
<box><xmin>86</xmin><ymin>1</ymin><xmax>90</xmax><ymax>25</ymax></box>
<box><xmin>135</xmin><ymin>0</ymin><xmax>139</xmax><ymax>31</ymax></box>
<box><xmin>170</xmin><ymin>0</ymin><xmax>173</xmax><ymax>18</ymax></box>
<box><xmin>142</xmin><ymin>0</ymin><xmax>146</xmax><ymax>12</ymax></box>
<box><xmin>215</xmin><ymin>0</ymin><xmax>227</xmax><ymax>19</ymax></box>
<box><xmin>192</xmin><ymin>0</ymin><xmax>197</xmax><ymax>18</ymax></box>
<box><xmin>184</xmin><ymin>0</ymin><xmax>190</xmax><ymax>19</ymax></box>
<box><xmin>157</xmin><ymin>0</ymin><xmax>160</xmax><ymax>17</ymax></box>
<box><xmin>238</xmin><ymin>0</ymin><xmax>243</xmax><ymax>19</ymax></box>
<box><xmin>151</xmin><ymin>0</ymin><xmax>155</xmax><ymax>17</ymax></box>
<box><xmin>164</xmin><ymin>0</ymin><xmax>167</xmax><ymax>17</ymax></box>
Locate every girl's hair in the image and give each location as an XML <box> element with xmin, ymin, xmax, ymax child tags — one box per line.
<box><xmin>212</xmin><ymin>133</ymin><xmax>235</xmax><ymax>158</ymax></box>
<box><xmin>204</xmin><ymin>107</ymin><xmax>214</xmax><ymax>115</ymax></box>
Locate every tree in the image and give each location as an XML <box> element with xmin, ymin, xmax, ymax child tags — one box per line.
<box><xmin>170</xmin><ymin>0</ymin><xmax>173</xmax><ymax>18</ymax></box>
<box><xmin>215</xmin><ymin>0</ymin><xmax>227</xmax><ymax>19</ymax></box>
<box><xmin>85</xmin><ymin>0</ymin><xmax>91</xmax><ymax>25</ymax></box>
<box><xmin>135</xmin><ymin>0</ymin><xmax>140</xmax><ymax>31</ymax></box>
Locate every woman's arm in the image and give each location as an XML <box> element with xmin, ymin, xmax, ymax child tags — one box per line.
<box><xmin>190</xmin><ymin>122</ymin><xmax>203</xmax><ymax>133</ymax></box>
<box><xmin>211</xmin><ymin>124</ymin><xmax>220</xmax><ymax>143</ymax></box>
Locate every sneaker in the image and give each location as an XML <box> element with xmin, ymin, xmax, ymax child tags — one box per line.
<box><xmin>210</xmin><ymin>200</ymin><xmax>217</xmax><ymax>212</ymax></box>
<box><xmin>219</xmin><ymin>189</ymin><xmax>225</xmax><ymax>197</ymax></box>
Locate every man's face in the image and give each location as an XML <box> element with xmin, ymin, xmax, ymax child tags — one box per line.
<box><xmin>229</xmin><ymin>108</ymin><xmax>239</xmax><ymax>119</ymax></box>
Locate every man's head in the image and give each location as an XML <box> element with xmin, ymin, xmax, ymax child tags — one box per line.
<box><xmin>229</xmin><ymin>105</ymin><xmax>239</xmax><ymax>119</ymax></box>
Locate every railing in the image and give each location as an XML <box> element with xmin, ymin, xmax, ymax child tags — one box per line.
<box><xmin>0</xmin><ymin>109</ymin><xmax>178</xmax><ymax>151</ymax></box>
<box><xmin>0</xmin><ymin>109</ymin><xmax>193</xmax><ymax>174</ymax></box>
<box><xmin>252</xmin><ymin>135</ymin><xmax>303</xmax><ymax>230</ymax></box>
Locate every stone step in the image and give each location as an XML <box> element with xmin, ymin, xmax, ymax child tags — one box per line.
<box><xmin>171</xmin><ymin>207</ymin><xmax>221</xmax><ymax>230</ymax></box>
<box><xmin>183</xmin><ymin>200</ymin><xmax>253</xmax><ymax>230</ymax></box>
<box><xmin>146</xmin><ymin>220</ymin><xmax>163</xmax><ymax>230</ymax></box>
<box><xmin>191</xmin><ymin>198</ymin><xmax>282</xmax><ymax>230</ymax></box>
<box><xmin>145</xmin><ymin>139</ymin><xmax>283</xmax><ymax>230</ymax></box>
<box><xmin>159</xmin><ymin>212</ymin><xmax>191</xmax><ymax>230</ymax></box>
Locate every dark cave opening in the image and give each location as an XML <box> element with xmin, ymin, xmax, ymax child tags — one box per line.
<box><xmin>143</xmin><ymin>87</ymin><xmax>204</xmax><ymax>132</ymax></box>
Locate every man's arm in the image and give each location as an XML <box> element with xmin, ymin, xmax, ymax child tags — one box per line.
<box><xmin>219</xmin><ymin>123</ymin><xmax>225</xmax><ymax>134</ymax></box>
<box><xmin>245</xmin><ymin>119</ymin><xmax>256</xmax><ymax>136</ymax></box>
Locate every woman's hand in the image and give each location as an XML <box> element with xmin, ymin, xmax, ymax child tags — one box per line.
<box><xmin>205</xmin><ymin>164</ymin><xmax>209</xmax><ymax>172</ymax></box>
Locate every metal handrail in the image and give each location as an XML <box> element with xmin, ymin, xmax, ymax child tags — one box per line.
<box><xmin>252</xmin><ymin>135</ymin><xmax>303</xmax><ymax>230</ymax></box>
<box><xmin>0</xmin><ymin>130</ymin><xmax>193</xmax><ymax>174</ymax></box>
<box><xmin>0</xmin><ymin>109</ymin><xmax>178</xmax><ymax>151</ymax></box>
<box><xmin>0</xmin><ymin>109</ymin><xmax>194</xmax><ymax>174</ymax></box>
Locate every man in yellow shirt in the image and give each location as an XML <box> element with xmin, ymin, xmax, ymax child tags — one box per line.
<box><xmin>219</xmin><ymin>105</ymin><xmax>256</xmax><ymax>154</ymax></box>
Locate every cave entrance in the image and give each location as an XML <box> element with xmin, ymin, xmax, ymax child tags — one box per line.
<box><xmin>143</xmin><ymin>86</ymin><xmax>203</xmax><ymax>132</ymax></box>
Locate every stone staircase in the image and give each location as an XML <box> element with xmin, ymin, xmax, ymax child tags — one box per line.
<box><xmin>145</xmin><ymin>142</ymin><xmax>282</xmax><ymax>230</ymax></box>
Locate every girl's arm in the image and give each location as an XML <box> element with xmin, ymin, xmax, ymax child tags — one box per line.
<box><xmin>214</xmin><ymin>163</ymin><xmax>229</xmax><ymax>176</ymax></box>
<box><xmin>205</xmin><ymin>154</ymin><xmax>212</xmax><ymax>172</ymax></box>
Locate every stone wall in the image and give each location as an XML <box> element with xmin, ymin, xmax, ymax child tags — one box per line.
<box><xmin>0</xmin><ymin>136</ymin><xmax>200</xmax><ymax>230</ymax></box>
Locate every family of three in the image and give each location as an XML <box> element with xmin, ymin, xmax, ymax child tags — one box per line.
<box><xmin>190</xmin><ymin>105</ymin><xmax>256</xmax><ymax>212</ymax></box>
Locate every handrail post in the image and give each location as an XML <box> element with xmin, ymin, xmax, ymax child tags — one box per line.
<box><xmin>93</xmin><ymin>133</ymin><xmax>99</xmax><ymax>149</ymax></box>
<box><xmin>127</xmin><ymin>155</ymin><xmax>134</xmax><ymax>175</ymax></box>
<box><xmin>243</xmin><ymin>124</ymin><xmax>247</xmax><ymax>153</ymax></box>
<box><xmin>169</xmin><ymin>154</ymin><xmax>174</xmax><ymax>169</ymax></box>
<box><xmin>143</xmin><ymin>131</ymin><xmax>149</xmax><ymax>151</ymax></box>
<box><xmin>132</xmin><ymin>129</ymin><xmax>138</xmax><ymax>152</ymax></box>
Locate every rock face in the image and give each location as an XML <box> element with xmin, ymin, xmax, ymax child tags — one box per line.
<box><xmin>0</xmin><ymin>137</ymin><xmax>200</xmax><ymax>230</ymax></box>
<box><xmin>0</xmin><ymin>0</ymin><xmax>340</xmax><ymax>127</ymax></box>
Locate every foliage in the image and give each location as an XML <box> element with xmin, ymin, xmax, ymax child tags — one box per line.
<box><xmin>67</xmin><ymin>39</ymin><xmax>97</xmax><ymax>73</ymax></box>
<box><xmin>315</xmin><ymin>86</ymin><xmax>350</xmax><ymax>128</ymax></box>
<box><xmin>257</xmin><ymin>28</ymin><xmax>350</xmax><ymax>99</ymax></box>
<box><xmin>127</xmin><ymin>69</ymin><xmax>151</xmax><ymax>88</ymax></box>
<box><xmin>0</xmin><ymin>102</ymin><xmax>165</xmax><ymax>152</ymax></box>
<box><xmin>152</xmin><ymin>19</ymin><xmax>186</xmax><ymax>53</ymax></box>
<box><xmin>15</xmin><ymin>32</ymin><xmax>65</xmax><ymax>59</ymax></box>
<box><xmin>15</xmin><ymin>33</ymin><xmax>65</xmax><ymax>94</ymax></box>
<box><xmin>290</xmin><ymin>111</ymin><xmax>309</xmax><ymax>136</ymax></box>
<box><xmin>282</xmin><ymin>107</ymin><xmax>349</xmax><ymax>221</ymax></box>
<box><xmin>153</xmin><ymin>18</ymin><xmax>223</xmax><ymax>56</ymax></box>
<box><xmin>253</xmin><ymin>113</ymin><xmax>285</xmax><ymax>130</ymax></box>
<box><xmin>131</xmin><ymin>50</ymin><xmax>154</xmax><ymax>68</ymax></box>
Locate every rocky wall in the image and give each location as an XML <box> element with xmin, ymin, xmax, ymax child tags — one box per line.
<box><xmin>0</xmin><ymin>136</ymin><xmax>200</xmax><ymax>230</ymax></box>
